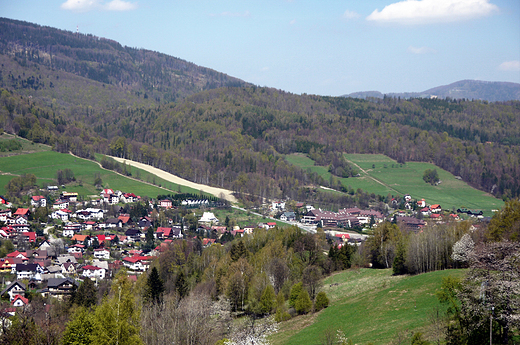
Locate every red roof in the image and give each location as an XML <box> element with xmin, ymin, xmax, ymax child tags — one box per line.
<box><xmin>22</xmin><ymin>232</ymin><xmax>36</xmax><ymax>243</ymax></box>
<box><xmin>83</xmin><ymin>265</ymin><xmax>103</xmax><ymax>270</ymax></box>
<box><xmin>123</xmin><ymin>255</ymin><xmax>151</xmax><ymax>263</ymax></box>
<box><xmin>7</xmin><ymin>251</ymin><xmax>25</xmax><ymax>258</ymax></box>
<box><xmin>118</xmin><ymin>215</ymin><xmax>131</xmax><ymax>224</ymax></box>
<box><xmin>32</xmin><ymin>196</ymin><xmax>44</xmax><ymax>201</ymax></box>
<box><xmin>11</xmin><ymin>295</ymin><xmax>29</xmax><ymax>306</ymax></box>
<box><xmin>14</xmin><ymin>208</ymin><xmax>29</xmax><ymax>216</ymax></box>
<box><xmin>335</xmin><ymin>233</ymin><xmax>351</xmax><ymax>239</ymax></box>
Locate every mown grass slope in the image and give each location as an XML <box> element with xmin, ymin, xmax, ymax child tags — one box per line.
<box><xmin>0</xmin><ymin>150</ymin><xmax>201</xmax><ymax>198</ymax></box>
<box><xmin>271</xmin><ymin>268</ymin><xmax>466</xmax><ymax>345</ymax></box>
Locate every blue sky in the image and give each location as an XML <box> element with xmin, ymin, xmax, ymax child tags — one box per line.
<box><xmin>1</xmin><ymin>0</ymin><xmax>519</xmax><ymax>96</ymax></box>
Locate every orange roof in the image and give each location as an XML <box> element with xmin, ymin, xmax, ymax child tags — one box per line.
<box><xmin>431</xmin><ymin>204</ymin><xmax>441</xmax><ymax>209</ymax></box>
<box><xmin>71</xmin><ymin>234</ymin><xmax>89</xmax><ymax>242</ymax></box>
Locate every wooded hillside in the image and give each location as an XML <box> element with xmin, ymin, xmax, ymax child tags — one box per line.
<box><xmin>0</xmin><ymin>18</ymin><xmax>519</xmax><ymax>204</ymax></box>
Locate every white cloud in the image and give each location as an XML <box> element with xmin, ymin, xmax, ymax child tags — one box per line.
<box><xmin>104</xmin><ymin>0</ymin><xmax>137</xmax><ymax>11</ymax></box>
<box><xmin>343</xmin><ymin>10</ymin><xmax>360</xmax><ymax>19</ymax></box>
<box><xmin>289</xmin><ymin>19</ymin><xmax>296</xmax><ymax>25</ymax></box>
<box><xmin>366</xmin><ymin>0</ymin><xmax>498</xmax><ymax>24</ymax></box>
<box><xmin>408</xmin><ymin>46</ymin><xmax>437</xmax><ymax>54</ymax></box>
<box><xmin>61</xmin><ymin>0</ymin><xmax>137</xmax><ymax>12</ymax></box>
<box><xmin>210</xmin><ymin>11</ymin><xmax>251</xmax><ymax>18</ymax></box>
<box><xmin>498</xmin><ymin>60</ymin><xmax>520</xmax><ymax>72</ymax></box>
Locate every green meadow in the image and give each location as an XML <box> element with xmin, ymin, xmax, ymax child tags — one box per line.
<box><xmin>343</xmin><ymin>154</ymin><xmax>503</xmax><ymax>216</ymax></box>
<box><xmin>0</xmin><ymin>151</ymin><xmax>202</xmax><ymax>199</ymax></box>
<box><xmin>271</xmin><ymin>268</ymin><xmax>467</xmax><ymax>345</ymax></box>
<box><xmin>285</xmin><ymin>153</ymin><xmax>503</xmax><ymax>216</ymax></box>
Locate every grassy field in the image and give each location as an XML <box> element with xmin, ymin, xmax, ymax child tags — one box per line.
<box><xmin>0</xmin><ymin>132</ymin><xmax>51</xmax><ymax>156</ymax></box>
<box><xmin>212</xmin><ymin>208</ymin><xmax>286</xmax><ymax>228</ymax></box>
<box><xmin>0</xmin><ymin>151</ymin><xmax>201</xmax><ymax>199</ymax></box>
<box><xmin>284</xmin><ymin>153</ymin><xmax>503</xmax><ymax>216</ymax></box>
<box><xmin>344</xmin><ymin>154</ymin><xmax>503</xmax><ymax>216</ymax></box>
<box><xmin>271</xmin><ymin>268</ymin><xmax>467</xmax><ymax>345</ymax></box>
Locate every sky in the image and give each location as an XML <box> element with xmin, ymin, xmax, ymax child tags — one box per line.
<box><xmin>1</xmin><ymin>0</ymin><xmax>519</xmax><ymax>96</ymax></box>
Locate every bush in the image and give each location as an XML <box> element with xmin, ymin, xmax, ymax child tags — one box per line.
<box><xmin>289</xmin><ymin>282</ymin><xmax>303</xmax><ymax>308</ymax></box>
<box><xmin>314</xmin><ymin>291</ymin><xmax>329</xmax><ymax>311</ymax></box>
<box><xmin>295</xmin><ymin>289</ymin><xmax>312</xmax><ymax>314</ymax></box>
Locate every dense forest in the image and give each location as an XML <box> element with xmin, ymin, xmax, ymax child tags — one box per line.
<box><xmin>0</xmin><ymin>17</ymin><xmax>519</xmax><ymax>204</ymax></box>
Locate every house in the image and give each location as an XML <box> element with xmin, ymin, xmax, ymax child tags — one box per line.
<box><xmin>47</xmin><ymin>185</ymin><xmax>59</xmax><ymax>192</ymax></box>
<box><xmin>38</xmin><ymin>240</ymin><xmax>51</xmax><ymax>250</ymax></box>
<box><xmin>243</xmin><ymin>225</ymin><xmax>256</xmax><ymax>235</ymax></box>
<box><xmin>105</xmin><ymin>218</ymin><xmax>123</xmax><ymax>228</ymax></box>
<box><xmin>31</xmin><ymin>196</ymin><xmax>47</xmax><ymax>208</ymax></box>
<box><xmin>11</xmin><ymin>295</ymin><xmax>29</xmax><ymax>308</ymax></box>
<box><xmin>335</xmin><ymin>233</ymin><xmax>351</xmax><ymax>243</ymax></box>
<box><xmin>63</xmin><ymin>222</ymin><xmax>82</xmax><ymax>237</ymax></box>
<box><xmin>280</xmin><ymin>212</ymin><xmax>296</xmax><ymax>222</ymax></box>
<box><xmin>50</xmin><ymin>209</ymin><xmax>71</xmax><ymax>222</ymax></box>
<box><xmin>430</xmin><ymin>213</ymin><xmax>443</xmax><ymax>221</ymax></box>
<box><xmin>74</xmin><ymin>208</ymin><xmax>104</xmax><ymax>220</ymax></box>
<box><xmin>156</xmin><ymin>226</ymin><xmax>182</xmax><ymax>239</ymax></box>
<box><xmin>159</xmin><ymin>199</ymin><xmax>173</xmax><ymax>209</ymax></box>
<box><xmin>53</xmin><ymin>201</ymin><xmax>69</xmax><ymax>210</ymax></box>
<box><xmin>94</xmin><ymin>248</ymin><xmax>110</xmax><ymax>260</ymax></box>
<box><xmin>13</xmin><ymin>208</ymin><xmax>30</xmax><ymax>217</ymax></box>
<box><xmin>430</xmin><ymin>204</ymin><xmax>442</xmax><ymax>213</ymax></box>
<box><xmin>61</xmin><ymin>262</ymin><xmax>77</xmax><ymax>275</ymax></box>
<box><xmin>124</xmin><ymin>229</ymin><xmax>142</xmax><ymax>242</ymax></box>
<box><xmin>0</xmin><ymin>195</ymin><xmax>10</xmax><ymax>206</ymax></box>
<box><xmin>122</xmin><ymin>255</ymin><xmax>153</xmax><ymax>271</ymax></box>
<box><xmin>20</xmin><ymin>232</ymin><xmax>36</xmax><ymax>243</ymax></box>
<box><xmin>60</xmin><ymin>192</ymin><xmax>78</xmax><ymax>203</ymax></box>
<box><xmin>202</xmin><ymin>238</ymin><xmax>216</xmax><ymax>248</ymax></box>
<box><xmin>118</xmin><ymin>214</ymin><xmax>132</xmax><ymax>226</ymax></box>
<box><xmin>16</xmin><ymin>263</ymin><xmax>44</xmax><ymax>281</ymax></box>
<box><xmin>138</xmin><ymin>216</ymin><xmax>153</xmax><ymax>229</ymax></box>
<box><xmin>420</xmin><ymin>207</ymin><xmax>431</xmax><ymax>217</ymax></box>
<box><xmin>0</xmin><ymin>209</ymin><xmax>12</xmax><ymax>222</ymax></box>
<box><xmin>46</xmin><ymin>278</ymin><xmax>78</xmax><ymax>299</ymax></box>
<box><xmin>266</xmin><ymin>222</ymin><xmax>277</xmax><ymax>229</ymax></box>
<box><xmin>198</xmin><ymin>212</ymin><xmax>219</xmax><ymax>225</ymax></box>
<box><xmin>121</xmin><ymin>193</ymin><xmax>138</xmax><ymax>203</ymax></box>
<box><xmin>81</xmin><ymin>265</ymin><xmax>106</xmax><ymax>280</ymax></box>
<box><xmin>71</xmin><ymin>234</ymin><xmax>90</xmax><ymax>245</ymax></box>
<box><xmin>271</xmin><ymin>201</ymin><xmax>286</xmax><ymax>211</ymax></box>
<box><xmin>67</xmin><ymin>244</ymin><xmax>85</xmax><ymax>254</ymax></box>
<box><xmin>0</xmin><ymin>258</ymin><xmax>15</xmax><ymax>272</ymax></box>
<box><xmin>56</xmin><ymin>255</ymin><xmax>77</xmax><ymax>265</ymax></box>
<box><xmin>0</xmin><ymin>281</ymin><xmax>26</xmax><ymax>301</ymax></box>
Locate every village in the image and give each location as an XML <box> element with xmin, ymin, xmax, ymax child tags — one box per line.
<box><xmin>0</xmin><ymin>185</ymin><xmax>481</xmax><ymax>315</ymax></box>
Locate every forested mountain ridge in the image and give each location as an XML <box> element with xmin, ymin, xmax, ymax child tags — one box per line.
<box><xmin>0</xmin><ymin>17</ymin><xmax>250</xmax><ymax>108</ymax></box>
<box><xmin>0</xmin><ymin>18</ymin><xmax>519</xmax><ymax>204</ymax></box>
<box><xmin>345</xmin><ymin>80</ymin><xmax>520</xmax><ymax>102</ymax></box>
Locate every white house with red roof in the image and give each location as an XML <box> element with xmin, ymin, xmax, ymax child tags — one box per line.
<box><xmin>11</xmin><ymin>294</ymin><xmax>29</xmax><ymax>308</ymax></box>
<box><xmin>82</xmin><ymin>265</ymin><xmax>106</xmax><ymax>280</ymax></box>
<box><xmin>31</xmin><ymin>196</ymin><xmax>47</xmax><ymax>208</ymax></box>
<box><xmin>122</xmin><ymin>255</ymin><xmax>153</xmax><ymax>272</ymax></box>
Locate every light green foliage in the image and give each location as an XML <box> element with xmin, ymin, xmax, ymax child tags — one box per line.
<box><xmin>295</xmin><ymin>289</ymin><xmax>312</xmax><ymax>314</ymax></box>
<box><xmin>62</xmin><ymin>307</ymin><xmax>95</xmax><ymax>345</ymax></box>
<box><xmin>91</xmin><ymin>272</ymin><xmax>143</xmax><ymax>345</ymax></box>
<box><xmin>259</xmin><ymin>284</ymin><xmax>276</xmax><ymax>314</ymax></box>
<box><xmin>289</xmin><ymin>282</ymin><xmax>303</xmax><ymax>308</ymax></box>
<box><xmin>486</xmin><ymin>198</ymin><xmax>520</xmax><ymax>241</ymax></box>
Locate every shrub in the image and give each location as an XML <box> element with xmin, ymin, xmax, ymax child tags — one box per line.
<box><xmin>295</xmin><ymin>289</ymin><xmax>312</xmax><ymax>314</ymax></box>
<box><xmin>315</xmin><ymin>291</ymin><xmax>329</xmax><ymax>311</ymax></box>
<box><xmin>289</xmin><ymin>282</ymin><xmax>303</xmax><ymax>308</ymax></box>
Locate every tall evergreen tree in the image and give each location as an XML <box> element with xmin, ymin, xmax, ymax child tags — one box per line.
<box><xmin>145</xmin><ymin>267</ymin><xmax>164</xmax><ymax>304</ymax></box>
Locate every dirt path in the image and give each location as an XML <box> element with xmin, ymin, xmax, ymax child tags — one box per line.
<box><xmin>109</xmin><ymin>156</ymin><xmax>237</xmax><ymax>203</ymax></box>
<box><xmin>345</xmin><ymin>158</ymin><xmax>400</xmax><ymax>194</ymax></box>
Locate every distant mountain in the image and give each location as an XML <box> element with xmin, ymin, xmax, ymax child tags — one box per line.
<box><xmin>0</xmin><ymin>17</ymin><xmax>251</xmax><ymax>108</ymax></box>
<box><xmin>344</xmin><ymin>80</ymin><xmax>520</xmax><ymax>102</ymax></box>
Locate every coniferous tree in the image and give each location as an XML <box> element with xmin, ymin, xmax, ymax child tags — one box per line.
<box><xmin>145</xmin><ymin>267</ymin><xmax>164</xmax><ymax>304</ymax></box>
